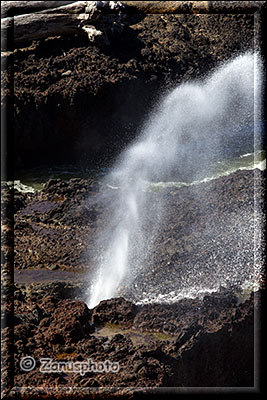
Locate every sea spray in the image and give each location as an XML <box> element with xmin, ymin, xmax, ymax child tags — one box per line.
<box><xmin>87</xmin><ymin>52</ymin><xmax>263</xmax><ymax>308</ymax></box>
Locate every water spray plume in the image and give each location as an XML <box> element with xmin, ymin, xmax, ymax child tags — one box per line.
<box><xmin>87</xmin><ymin>52</ymin><xmax>263</xmax><ymax>308</ymax></box>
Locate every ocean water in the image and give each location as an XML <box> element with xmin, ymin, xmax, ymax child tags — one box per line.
<box><xmin>8</xmin><ymin>150</ymin><xmax>266</xmax><ymax>193</ymax></box>
<box><xmin>8</xmin><ymin>165</ymin><xmax>108</xmax><ymax>192</ymax></box>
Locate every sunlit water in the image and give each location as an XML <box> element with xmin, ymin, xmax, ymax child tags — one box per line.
<box><xmin>85</xmin><ymin>52</ymin><xmax>264</xmax><ymax>308</ymax></box>
<box><xmin>10</xmin><ymin>150</ymin><xmax>265</xmax><ymax>193</ymax></box>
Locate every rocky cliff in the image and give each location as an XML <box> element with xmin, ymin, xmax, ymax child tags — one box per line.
<box><xmin>1</xmin><ymin>1</ymin><xmax>265</xmax><ymax>173</ymax></box>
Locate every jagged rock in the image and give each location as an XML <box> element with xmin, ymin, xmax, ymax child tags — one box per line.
<box><xmin>8</xmin><ymin>282</ymin><xmax>259</xmax><ymax>389</ymax></box>
<box><xmin>92</xmin><ymin>297</ymin><xmax>138</xmax><ymax>324</ymax></box>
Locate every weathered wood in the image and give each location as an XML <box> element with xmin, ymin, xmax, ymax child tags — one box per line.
<box><xmin>36</xmin><ymin>1</ymin><xmax>90</xmax><ymax>15</ymax></box>
<box><xmin>1</xmin><ymin>1</ymin><xmax>124</xmax><ymax>17</ymax></box>
<box><xmin>1</xmin><ymin>1</ymin><xmax>77</xmax><ymax>17</ymax></box>
<box><xmin>1</xmin><ymin>0</ymin><xmax>265</xmax><ymax>50</ymax></box>
<box><xmin>1</xmin><ymin>1</ymin><xmax>123</xmax><ymax>48</ymax></box>
<box><xmin>122</xmin><ymin>1</ymin><xmax>265</xmax><ymax>14</ymax></box>
<box><xmin>1</xmin><ymin>1</ymin><xmax>88</xmax><ymax>48</ymax></box>
<box><xmin>1</xmin><ymin>13</ymin><xmax>87</xmax><ymax>46</ymax></box>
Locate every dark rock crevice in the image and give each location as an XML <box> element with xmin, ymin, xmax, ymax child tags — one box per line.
<box><xmin>1</xmin><ymin>12</ymin><xmax>257</xmax><ymax>172</ymax></box>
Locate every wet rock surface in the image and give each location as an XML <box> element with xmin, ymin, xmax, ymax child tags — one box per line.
<box><xmin>12</xmin><ymin>178</ymin><xmax>100</xmax><ymax>272</ymax></box>
<box><xmin>1</xmin><ymin>168</ymin><xmax>265</xmax><ymax>395</ymax></box>
<box><xmin>124</xmin><ymin>168</ymin><xmax>266</xmax><ymax>303</ymax></box>
<box><xmin>8</xmin><ymin>169</ymin><xmax>265</xmax><ymax>290</ymax></box>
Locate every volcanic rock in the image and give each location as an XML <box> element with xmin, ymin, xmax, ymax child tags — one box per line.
<box><xmin>2</xmin><ymin>6</ymin><xmax>259</xmax><ymax>169</ymax></box>
<box><xmin>8</xmin><ymin>284</ymin><xmax>259</xmax><ymax>390</ymax></box>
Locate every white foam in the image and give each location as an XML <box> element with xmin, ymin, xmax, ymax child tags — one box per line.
<box><xmin>7</xmin><ymin>180</ymin><xmax>35</xmax><ymax>193</ymax></box>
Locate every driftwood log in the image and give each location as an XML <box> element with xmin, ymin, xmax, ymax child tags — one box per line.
<box><xmin>2</xmin><ymin>1</ymin><xmax>265</xmax><ymax>17</ymax></box>
<box><xmin>123</xmin><ymin>1</ymin><xmax>265</xmax><ymax>14</ymax></box>
<box><xmin>1</xmin><ymin>1</ymin><xmax>125</xmax><ymax>48</ymax></box>
<box><xmin>1</xmin><ymin>1</ymin><xmax>76</xmax><ymax>17</ymax></box>
<box><xmin>1</xmin><ymin>1</ymin><xmax>266</xmax><ymax>49</ymax></box>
